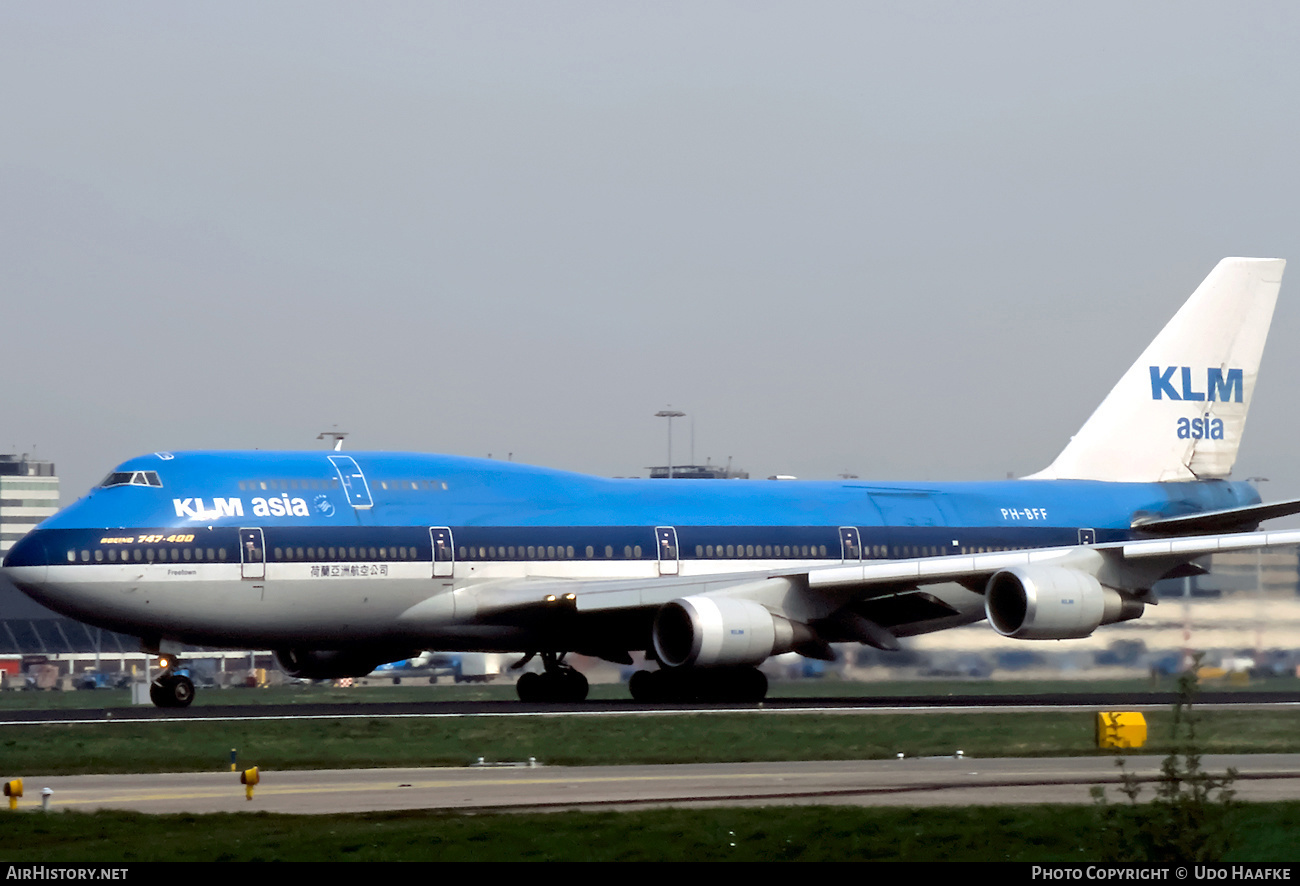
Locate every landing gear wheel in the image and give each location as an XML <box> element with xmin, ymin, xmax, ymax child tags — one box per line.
<box><xmin>629</xmin><ymin>669</ymin><xmax>661</xmax><ymax>703</ymax></box>
<box><xmin>627</xmin><ymin>666</ymin><xmax>768</xmax><ymax>704</ymax></box>
<box><xmin>150</xmin><ymin>674</ymin><xmax>195</xmax><ymax>709</ymax></box>
<box><xmin>167</xmin><ymin>674</ymin><xmax>195</xmax><ymax>707</ymax></box>
<box><xmin>557</xmin><ymin>667</ymin><xmax>588</xmax><ymax>702</ymax></box>
<box><xmin>516</xmin><ymin>671</ymin><xmax>544</xmax><ymax>702</ymax></box>
<box><xmin>514</xmin><ymin>658</ymin><xmax>589</xmax><ymax>703</ymax></box>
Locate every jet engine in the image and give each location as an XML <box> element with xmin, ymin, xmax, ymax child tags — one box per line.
<box><xmin>984</xmin><ymin>566</ymin><xmax>1143</xmax><ymax>640</ymax></box>
<box><xmin>274</xmin><ymin>648</ymin><xmax>419</xmax><ymax>680</ymax></box>
<box><xmin>652</xmin><ymin>596</ymin><xmax>799</xmax><ymax>668</ymax></box>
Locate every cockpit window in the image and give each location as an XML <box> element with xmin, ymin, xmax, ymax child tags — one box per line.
<box><xmin>100</xmin><ymin>471</ymin><xmax>162</xmax><ymax>488</ymax></box>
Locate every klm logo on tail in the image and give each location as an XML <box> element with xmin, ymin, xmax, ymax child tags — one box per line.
<box><xmin>1149</xmin><ymin>367</ymin><xmax>1244</xmax><ymax>402</ymax></box>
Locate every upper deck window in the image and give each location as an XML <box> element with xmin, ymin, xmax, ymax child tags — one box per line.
<box><xmin>100</xmin><ymin>471</ymin><xmax>162</xmax><ymax>488</ymax></box>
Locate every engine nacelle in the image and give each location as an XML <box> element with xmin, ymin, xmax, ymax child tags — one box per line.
<box><xmin>984</xmin><ymin>566</ymin><xmax>1144</xmax><ymax>640</ymax></box>
<box><xmin>274</xmin><ymin>648</ymin><xmax>418</xmax><ymax>680</ymax></box>
<box><xmin>652</xmin><ymin>596</ymin><xmax>796</xmax><ymax>668</ymax></box>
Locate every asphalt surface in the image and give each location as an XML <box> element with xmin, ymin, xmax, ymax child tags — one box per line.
<box><xmin>13</xmin><ymin>754</ymin><xmax>1300</xmax><ymax>814</ymax></box>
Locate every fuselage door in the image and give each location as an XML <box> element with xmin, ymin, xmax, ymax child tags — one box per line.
<box><xmin>430</xmin><ymin>527</ymin><xmax>454</xmax><ymax>577</ymax></box>
<box><xmin>656</xmin><ymin>526</ymin><xmax>679</xmax><ymax>576</ymax></box>
<box><xmin>328</xmin><ymin>455</ymin><xmax>373</xmax><ymax>509</ymax></box>
<box><xmin>239</xmin><ymin>528</ymin><xmax>265</xmax><ymax>580</ymax></box>
<box><xmin>839</xmin><ymin>526</ymin><xmax>862</xmax><ymax>562</ymax></box>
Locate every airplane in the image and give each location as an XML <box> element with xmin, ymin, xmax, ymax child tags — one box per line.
<box><xmin>6</xmin><ymin>257</ymin><xmax>1300</xmax><ymax>708</ymax></box>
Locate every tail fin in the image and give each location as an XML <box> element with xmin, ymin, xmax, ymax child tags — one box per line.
<box><xmin>1027</xmin><ymin>257</ymin><xmax>1285</xmax><ymax>483</ymax></box>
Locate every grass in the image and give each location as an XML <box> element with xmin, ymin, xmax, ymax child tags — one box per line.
<box><xmin>3</xmin><ymin>679</ymin><xmax>1296</xmax><ymax>862</ymax></box>
<box><xmin>2</xmin><ymin>803</ymin><xmax>1298</xmax><ymax>862</ymax></box>
<box><xmin>3</xmin><ymin>708</ymin><xmax>1300</xmax><ymax>775</ymax></box>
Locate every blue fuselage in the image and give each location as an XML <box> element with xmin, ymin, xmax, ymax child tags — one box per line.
<box><xmin>5</xmin><ymin>450</ymin><xmax>1261</xmax><ymax>573</ymax></box>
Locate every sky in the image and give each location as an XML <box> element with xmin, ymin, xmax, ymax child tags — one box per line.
<box><xmin>4</xmin><ymin>3</ymin><xmax>1300</xmax><ymax>505</ymax></box>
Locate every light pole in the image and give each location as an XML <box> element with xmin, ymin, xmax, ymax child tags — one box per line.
<box><xmin>655</xmin><ymin>409</ymin><xmax>685</xmax><ymax>479</ymax></box>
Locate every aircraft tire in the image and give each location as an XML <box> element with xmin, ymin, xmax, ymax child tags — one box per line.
<box><xmin>561</xmin><ymin>668</ymin><xmax>589</xmax><ymax>702</ymax></box>
<box><xmin>516</xmin><ymin>671</ymin><xmax>543</xmax><ymax>702</ymax></box>
<box><xmin>149</xmin><ymin>674</ymin><xmax>195</xmax><ymax>708</ymax></box>
<box><xmin>167</xmin><ymin>675</ymin><xmax>195</xmax><ymax>707</ymax></box>
<box><xmin>631</xmin><ymin>666</ymin><xmax>768</xmax><ymax>704</ymax></box>
<box><xmin>714</xmin><ymin>666</ymin><xmax>767</xmax><ymax>702</ymax></box>
<box><xmin>737</xmin><ymin>667</ymin><xmax>768</xmax><ymax>702</ymax></box>
<box><xmin>628</xmin><ymin>669</ymin><xmax>660</xmax><ymax>702</ymax></box>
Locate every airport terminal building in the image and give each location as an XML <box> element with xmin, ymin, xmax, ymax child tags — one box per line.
<box><xmin>0</xmin><ymin>454</ymin><xmax>58</xmax><ymax>557</ymax></box>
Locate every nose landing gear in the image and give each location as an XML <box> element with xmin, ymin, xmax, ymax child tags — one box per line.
<box><xmin>149</xmin><ymin>657</ymin><xmax>195</xmax><ymax>708</ymax></box>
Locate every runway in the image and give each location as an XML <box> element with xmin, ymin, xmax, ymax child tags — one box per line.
<box><xmin>15</xmin><ymin>754</ymin><xmax>1300</xmax><ymax>815</ymax></box>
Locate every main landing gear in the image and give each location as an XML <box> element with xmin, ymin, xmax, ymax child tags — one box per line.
<box><xmin>513</xmin><ymin>651</ymin><xmax>589</xmax><ymax>703</ymax></box>
<box><xmin>628</xmin><ymin>665</ymin><xmax>768</xmax><ymax>703</ymax></box>
<box><xmin>149</xmin><ymin>657</ymin><xmax>195</xmax><ymax>709</ymax></box>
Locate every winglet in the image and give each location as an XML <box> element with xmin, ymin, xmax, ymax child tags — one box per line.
<box><xmin>1028</xmin><ymin>258</ymin><xmax>1285</xmax><ymax>482</ymax></box>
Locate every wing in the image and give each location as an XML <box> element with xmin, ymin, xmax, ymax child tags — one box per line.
<box><xmin>413</xmin><ymin>526</ymin><xmax>1300</xmax><ymax>659</ymax></box>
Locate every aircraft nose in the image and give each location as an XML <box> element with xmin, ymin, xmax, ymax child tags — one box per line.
<box><xmin>3</xmin><ymin>530</ymin><xmax>46</xmax><ymax>569</ymax></box>
<box><xmin>2</xmin><ymin>531</ymin><xmax>49</xmax><ymax>599</ymax></box>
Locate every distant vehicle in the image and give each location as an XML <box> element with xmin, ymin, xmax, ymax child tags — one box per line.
<box><xmin>7</xmin><ymin>258</ymin><xmax>1300</xmax><ymax>708</ymax></box>
<box><xmin>73</xmin><ymin>671</ymin><xmax>131</xmax><ymax>691</ymax></box>
<box><xmin>371</xmin><ymin>651</ymin><xmax>500</xmax><ymax>683</ymax></box>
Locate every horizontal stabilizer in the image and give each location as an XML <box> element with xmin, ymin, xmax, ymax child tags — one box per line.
<box><xmin>1131</xmin><ymin>497</ymin><xmax>1300</xmax><ymax>535</ymax></box>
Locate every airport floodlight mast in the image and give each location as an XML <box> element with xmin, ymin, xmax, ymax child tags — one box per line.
<box><xmin>655</xmin><ymin>409</ymin><xmax>685</xmax><ymax>479</ymax></box>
